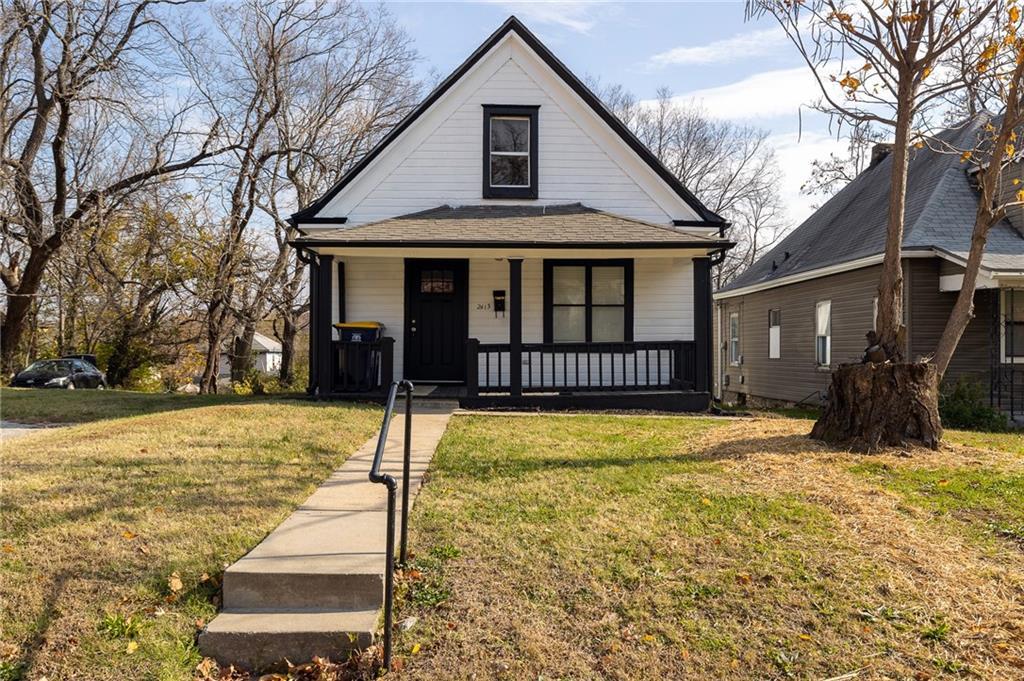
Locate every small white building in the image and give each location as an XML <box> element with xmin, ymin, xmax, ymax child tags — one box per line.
<box><xmin>289</xmin><ymin>17</ymin><xmax>733</xmax><ymax>410</ymax></box>
<box><xmin>219</xmin><ymin>331</ymin><xmax>283</xmax><ymax>377</ymax></box>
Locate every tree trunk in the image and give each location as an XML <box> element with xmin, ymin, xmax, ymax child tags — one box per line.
<box><xmin>230</xmin><ymin>321</ymin><xmax>257</xmax><ymax>382</ymax></box>
<box><xmin>1</xmin><ymin>248</ymin><xmax>52</xmax><ymax>374</ymax></box>
<box><xmin>811</xmin><ymin>363</ymin><xmax>941</xmax><ymax>451</ymax></box>
<box><xmin>278</xmin><ymin>313</ymin><xmax>297</xmax><ymax>387</ymax></box>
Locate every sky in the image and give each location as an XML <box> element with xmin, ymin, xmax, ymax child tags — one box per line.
<box><xmin>386</xmin><ymin>0</ymin><xmax>854</xmax><ymax>226</ymax></box>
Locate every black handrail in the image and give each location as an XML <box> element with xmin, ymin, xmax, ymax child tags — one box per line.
<box><xmin>368</xmin><ymin>379</ymin><xmax>414</xmax><ymax>672</ymax></box>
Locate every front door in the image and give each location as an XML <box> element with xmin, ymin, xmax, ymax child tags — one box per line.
<box><xmin>404</xmin><ymin>259</ymin><xmax>469</xmax><ymax>382</ymax></box>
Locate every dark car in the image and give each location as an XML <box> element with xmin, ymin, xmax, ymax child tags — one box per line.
<box><xmin>11</xmin><ymin>359</ymin><xmax>107</xmax><ymax>389</ymax></box>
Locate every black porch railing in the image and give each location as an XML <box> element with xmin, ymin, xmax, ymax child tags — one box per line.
<box><xmin>466</xmin><ymin>339</ymin><xmax>695</xmax><ymax>394</ymax></box>
<box><xmin>367</xmin><ymin>379</ymin><xmax>414</xmax><ymax>671</ymax></box>
<box><xmin>992</xmin><ymin>365</ymin><xmax>1023</xmax><ymax>421</ymax></box>
<box><xmin>330</xmin><ymin>338</ymin><xmax>394</xmax><ymax>393</ymax></box>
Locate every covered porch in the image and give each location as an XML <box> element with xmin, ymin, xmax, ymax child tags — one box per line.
<box><xmin>291</xmin><ymin>204</ymin><xmax>731</xmax><ymax>410</ymax></box>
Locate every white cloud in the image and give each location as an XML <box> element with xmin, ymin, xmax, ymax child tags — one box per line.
<box><xmin>769</xmin><ymin>130</ymin><xmax>849</xmax><ymax>225</ymax></box>
<box><xmin>649</xmin><ymin>28</ymin><xmax>787</xmax><ymax>67</ymax></box>
<box><xmin>495</xmin><ymin>1</ymin><xmax>607</xmax><ymax>34</ymax></box>
<box><xmin>669</xmin><ymin>65</ymin><xmax>834</xmax><ymax>121</ymax></box>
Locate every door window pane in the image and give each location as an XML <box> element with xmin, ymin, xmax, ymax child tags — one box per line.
<box><xmin>592</xmin><ymin>307</ymin><xmax>624</xmax><ymax>342</ymax></box>
<box><xmin>592</xmin><ymin>267</ymin><xmax>625</xmax><ymax>304</ymax></box>
<box><xmin>552</xmin><ymin>266</ymin><xmax>586</xmax><ymax>304</ymax></box>
<box><xmin>553</xmin><ymin>306</ymin><xmax>585</xmax><ymax>342</ymax></box>
<box><xmin>420</xmin><ymin>270</ymin><xmax>454</xmax><ymax>294</ymax></box>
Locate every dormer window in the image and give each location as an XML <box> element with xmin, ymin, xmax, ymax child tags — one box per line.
<box><xmin>482</xmin><ymin>105</ymin><xmax>538</xmax><ymax>199</ymax></box>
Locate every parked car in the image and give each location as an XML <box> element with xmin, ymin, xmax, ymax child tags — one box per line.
<box><xmin>11</xmin><ymin>358</ymin><xmax>107</xmax><ymax>389</ymax></box>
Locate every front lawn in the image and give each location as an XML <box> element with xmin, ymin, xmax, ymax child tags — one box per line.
<box><xmin>0</xmin><ymin>390</ymin><xmax>381</xmax><ymax>681</ymax></box>
<box><xmin>395</xmin><ymin>415</ymin><xmax>1024</xmax><ymax>680</ymax></box>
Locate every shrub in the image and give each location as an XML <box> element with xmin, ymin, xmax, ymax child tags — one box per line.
<box><xmin>939</xmin><ymin>378</ymin><xmax>1008</xmax><ymax>432</ymax></box>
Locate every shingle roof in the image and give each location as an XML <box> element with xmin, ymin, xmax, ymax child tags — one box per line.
<box><xmin>720</xmin><ymin>114</ymin><xmax>1024</xmax><ymax>292</ymax></box>
<box><xmin>292</xmin><ymin>204</ymin><xmax>733</xmax><ymax>248</ymax></box>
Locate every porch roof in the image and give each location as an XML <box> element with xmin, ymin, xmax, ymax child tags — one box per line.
<box><xmin>290</xmin><ymin>204</ymin><xmax>733</xmax><ymax>251</ymax></box>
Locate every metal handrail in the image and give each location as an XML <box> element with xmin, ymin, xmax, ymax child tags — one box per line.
<box><xmin>367</xmin><ymin>379</ymin><xmax>414</xmax><ymax>672</ymax></box>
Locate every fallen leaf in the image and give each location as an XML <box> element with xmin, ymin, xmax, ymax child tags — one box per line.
<box><xmin>700</xmin><ymin>497</ymin><xmax>712</xmax><ymax>506</ymax></box>
<box><xmin>937</xmin><ymin>479</ymin><xmax>950</xmax><ymax>487</ymax></box>
<box><xmin>167</xmin><ymin>572</ymin><xmax>183</xmax><ymax>593</ymax></box>
<box><xmin>122</xmin><ymin>530</ymin><xmax>137</xmax><ymax>540</ymax></box>
<box><xmin>735</xmin><ymin>573</ymin><xmax>752</xmax><ymax>585</ymax></box>
<box><xmin>406</xmin><ymin>569</ymin><xmax>423</xmax><ymax>580</ymax></box>
<box><xmin>799</xmin><ymin>633</ymin><xmax>813</xmax><ymax>641</ymax></box>
<box><xmin>399</xmin><ymin>616</ymin><xmax>418</xmax><ymax>632</ymax></box>
<box><xmin>125</xmin><ymin>640</ymin><xmax>138</xmax><ymax>654</ymax></box>
<box><xmin>411</xmin><ymin>643</ymin><xmax>421</xmax><ymax>655</ymax></box>
<box><xmin>200</xmin><ymin>573</ymin><xmax>210</xmax><ymax>583</ymax></box>
<box><xmin>642</xmin><ymin>634</ymin><xmax>655</xmax><ymax>643</ymax></box>
<box><xmin>137</xmin><ymin>544</ymin><xmax>150</xmax><ymax>555</ymax></box>
<box><xmin>1</xmin><ymin>543</ymin><xmax>14</xmax><ymax>554</ymax></box>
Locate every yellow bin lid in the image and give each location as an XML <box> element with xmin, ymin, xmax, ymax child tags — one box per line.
<box><xmin>333</xmin><ymin>321</ymin><xmax>385</xmax><ymax>330</ymax></box>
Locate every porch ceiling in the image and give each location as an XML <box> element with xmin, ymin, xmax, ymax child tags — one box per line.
<box><xmin>290</xmin><ymin>204</ymin><xmax>733</xmax><ymax>253</ymax></box>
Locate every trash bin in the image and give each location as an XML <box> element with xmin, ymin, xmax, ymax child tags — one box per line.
<box><xmin>334</xmin><ymin>322</ymin><xmax>385</xmax><ymax>391</ymax></box>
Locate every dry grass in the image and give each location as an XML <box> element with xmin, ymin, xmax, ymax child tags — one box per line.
<box><xmin>0</xmin><ymin>391</ymin><xmax>381</xmax><ymax>681</ymax></box>
<box><xmin>393</xmin><ymin>415</ymin><xmax>1024</xmax><ymax>680</ymax></box>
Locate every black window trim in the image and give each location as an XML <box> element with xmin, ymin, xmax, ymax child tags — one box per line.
<box><xmin>482</xmin><ymin>104</ymin><xmax>539</xmax><ymax>199</ymax></box>
<box><xmin>543</xmin><ymin>259</ymin><xmax>634</xmax><ymax>343</ymax></box>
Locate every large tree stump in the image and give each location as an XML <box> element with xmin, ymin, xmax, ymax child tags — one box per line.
<box><xmin>810</xmin><ymin>362</ymin><xmax>942</xmax><ymax>451</ymax></box>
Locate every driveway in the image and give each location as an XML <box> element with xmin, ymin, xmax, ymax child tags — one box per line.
<box><xmin>0</xmin><ymin>420</ymin><xmax>67</xmax><ymax>440</ymax></box>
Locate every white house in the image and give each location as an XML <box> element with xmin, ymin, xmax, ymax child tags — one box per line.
<box><xmin>219</xmin><ymin>331</ymin><xmax>283</xmax><ymax>377</ymax></box>
<box><xmin>290</xmin><ymin>16</ymin><xmax>732</xmax><ymax>410</ymax></box>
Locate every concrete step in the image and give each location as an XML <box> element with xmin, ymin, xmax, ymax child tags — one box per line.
<box><xmin>198</xmin><ymin>609</ymin><xmax>378</xmax><ymax>671</ymax></box>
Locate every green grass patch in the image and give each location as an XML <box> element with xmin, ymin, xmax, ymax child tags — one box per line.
<box><xmin>0</xmin><ymin>393</ymin><xmax>381</xmax><ymax>680</ymax></box>
<box><xmin>945</xmin><ymin>428</ymin><xmax>1024</xmax><ymax>455</ymax></box>
<box><xmin>394</xmin><ymin>415</ymin><xmax>967</xmax><ymax>680</ymax></box>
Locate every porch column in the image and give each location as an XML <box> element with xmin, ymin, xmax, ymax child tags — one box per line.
<box><xmin>509</xmin><ymin>258</ymin><xmax>523</xmax><ymax>396</ymax></box>
<box><xmin>307</xmin><ymin>258</ymin><xmax>320</xmax><ymax>395</ymax></box>
<box><xmin>317</xmin><ymin>254</ymin><xmax>335</xmax><ymax>396</ymax></box>
<box><xmin>693</xmin><ymin>257</ymin><xmax>712</xmax><ymax>393</ymax></box>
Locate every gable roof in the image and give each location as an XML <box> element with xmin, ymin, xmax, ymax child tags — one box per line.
<box><xmin>290</xmin><ymin>16</ymin><xmax>725</xmax><ymax>227</ymax></box>
<box><xmin>291</xmin><ymin>203</ymin><xmax>732</xmax><ymax>249</ymax></box>
<box><xmin>719</xmin><ymin>114</ymin><xmax>1024</xmax><ymax>295</ymax></box>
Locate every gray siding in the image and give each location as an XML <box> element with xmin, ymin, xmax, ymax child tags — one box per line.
<box><xmin>715</xmin><ymin>257</ymin><xmax>995</xmax><ymax>405</ymax></box>
<box><xmin>715</xmin><ymin>265</ymin><xmax>883</xmax><ymax>404</ymax></box>
<box><xmin>907</xmin><ymin>258</ymin><xmax>992</xmax><ymax>383</ymax></box>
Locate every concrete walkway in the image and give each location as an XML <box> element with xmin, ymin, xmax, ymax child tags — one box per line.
<box><xmin>199</xmin><ymin>401</ymin><xmax>456</xmax><ymax>670</ymax></box>
<box><xmin>0</xmin><ymin>421</ymin><xmax>69</xmax><ymax>440</ymax></box>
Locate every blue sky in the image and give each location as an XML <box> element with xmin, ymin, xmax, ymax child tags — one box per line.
<box><xmin>386</xmin><ymin>1</ymin><xmax>850</xmax><ymax>224</ymax></box>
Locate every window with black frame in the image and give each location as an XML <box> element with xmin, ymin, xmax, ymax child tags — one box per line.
<box><xmin>482</xmin><ymin>105</ymin><xmax>538</xmax><ymax>199</ymax></box>
<box><xmin>544</xmin><ymin>260</ymin><xmax>633</xmax><ymax>343</ymax></box>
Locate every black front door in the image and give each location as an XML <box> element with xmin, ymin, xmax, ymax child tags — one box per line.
<box><xmin>404</xmin><ymin>259</ymin><xmax>469</xmax><ymax>382</ymax></box>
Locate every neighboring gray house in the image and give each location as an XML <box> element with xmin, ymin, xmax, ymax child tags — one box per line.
<box><xmin>714</xmin><ymin>115</ymin><xmax>1024</xmax><ymax>421</ymax></box>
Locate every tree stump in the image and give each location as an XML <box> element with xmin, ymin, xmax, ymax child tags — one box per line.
<box><xmin>810</xmin><ymin>362</ymin><xmax>942</xmax><ymax>451</ymax></box>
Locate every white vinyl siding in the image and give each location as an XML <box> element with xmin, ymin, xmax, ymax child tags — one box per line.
<box><xmin>317</xmin><ymin>41</ymin><xmax>690</xmax><ymax>226</ymax></box>
<box><xmin>815</xmin><ymin>300</ymin><xmax>831</xmax><ymax>367</ymax></box>
<box><xmin>335</xmin><ymin>256</ymin><xmax>694</xmax><ymax>385</ymax></box>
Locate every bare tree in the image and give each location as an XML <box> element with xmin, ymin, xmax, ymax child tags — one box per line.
<box><xmin>0</xmin><ymin>0</ymin><xmax>229</xmax><ymax>374</ymax></box>
<box><xmin>750</xmin><ymin>0</ymin><xmax>1002</xmax><ymax>449</ymax></box>
<box><xmin>233</xmin><ymin>0</ymin><xmax>419</xmax><ymax>386</ymax></box>
<box><xmin>595</xmin><ymin>85</ymin><xmax>788</xmax><ymax>285</ymax></box>
<box><xmin>802</xmin><ymin>121</ymin><xmax>886</xmax><ymax>200</ymax></box>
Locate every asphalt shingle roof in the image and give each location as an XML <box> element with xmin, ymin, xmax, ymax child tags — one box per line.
<box><xmin>721</xmin><ymin>115</ymin><xmax>1024</xmax><ymax>292</ymax></box>
<box><xmin>293</xmin><ymin>204</ymin><xmax>731</xmax><ymax>247</ymax></box>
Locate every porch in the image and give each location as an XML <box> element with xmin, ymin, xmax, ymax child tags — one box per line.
<box><xmin>291</xmin><ymin>205</ymin><xmax>730</xmax><ymax>411</ymax></box>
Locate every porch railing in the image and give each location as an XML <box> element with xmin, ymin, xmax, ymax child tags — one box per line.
<box><xmin>367</xmin><ymin>379</ymin><xmax>414</xmax><ymax>671</ymax></box>
<box><xmin>330</xmin><ymin>338</ymin><xmax>394</xmax><ymax>393</ymax></box>
<box><xmin>992</xmin><ymin>365</ymin><xmax>1023</xmax><ymax>421</ymax></box>
<box><xmin>465</xmin><ymin>339</ymin><xmax>695</xmax><ymax>394</ymax></box>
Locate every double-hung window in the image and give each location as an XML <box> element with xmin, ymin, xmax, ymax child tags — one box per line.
<box><xmin>729</xmin><ymin>312</ymin><xmax>741</xmax><ymax>365</ymax></box>
<box><xmin>768</xmin><ymin>309</ymin><xmax>781</xmax><ymax>359</ymax></box>
<box><xmin>1002</xmin><ymin>289</ymin><xmax>1024</xmax><ymax>363</ymax></box>
<box><xmin>544</xmin><ymin>260</ymin><xmax>633</xmax><ymax>343</ymax></box>
<box><xmin>483</xmin><ymin>105</ymin><xmax>538</xmax><ymax>199</ymax></box>
<box><xmin>815</xmin><ymin>300</ymin><xmax>832</xmax><ymax>367</ymax></box>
